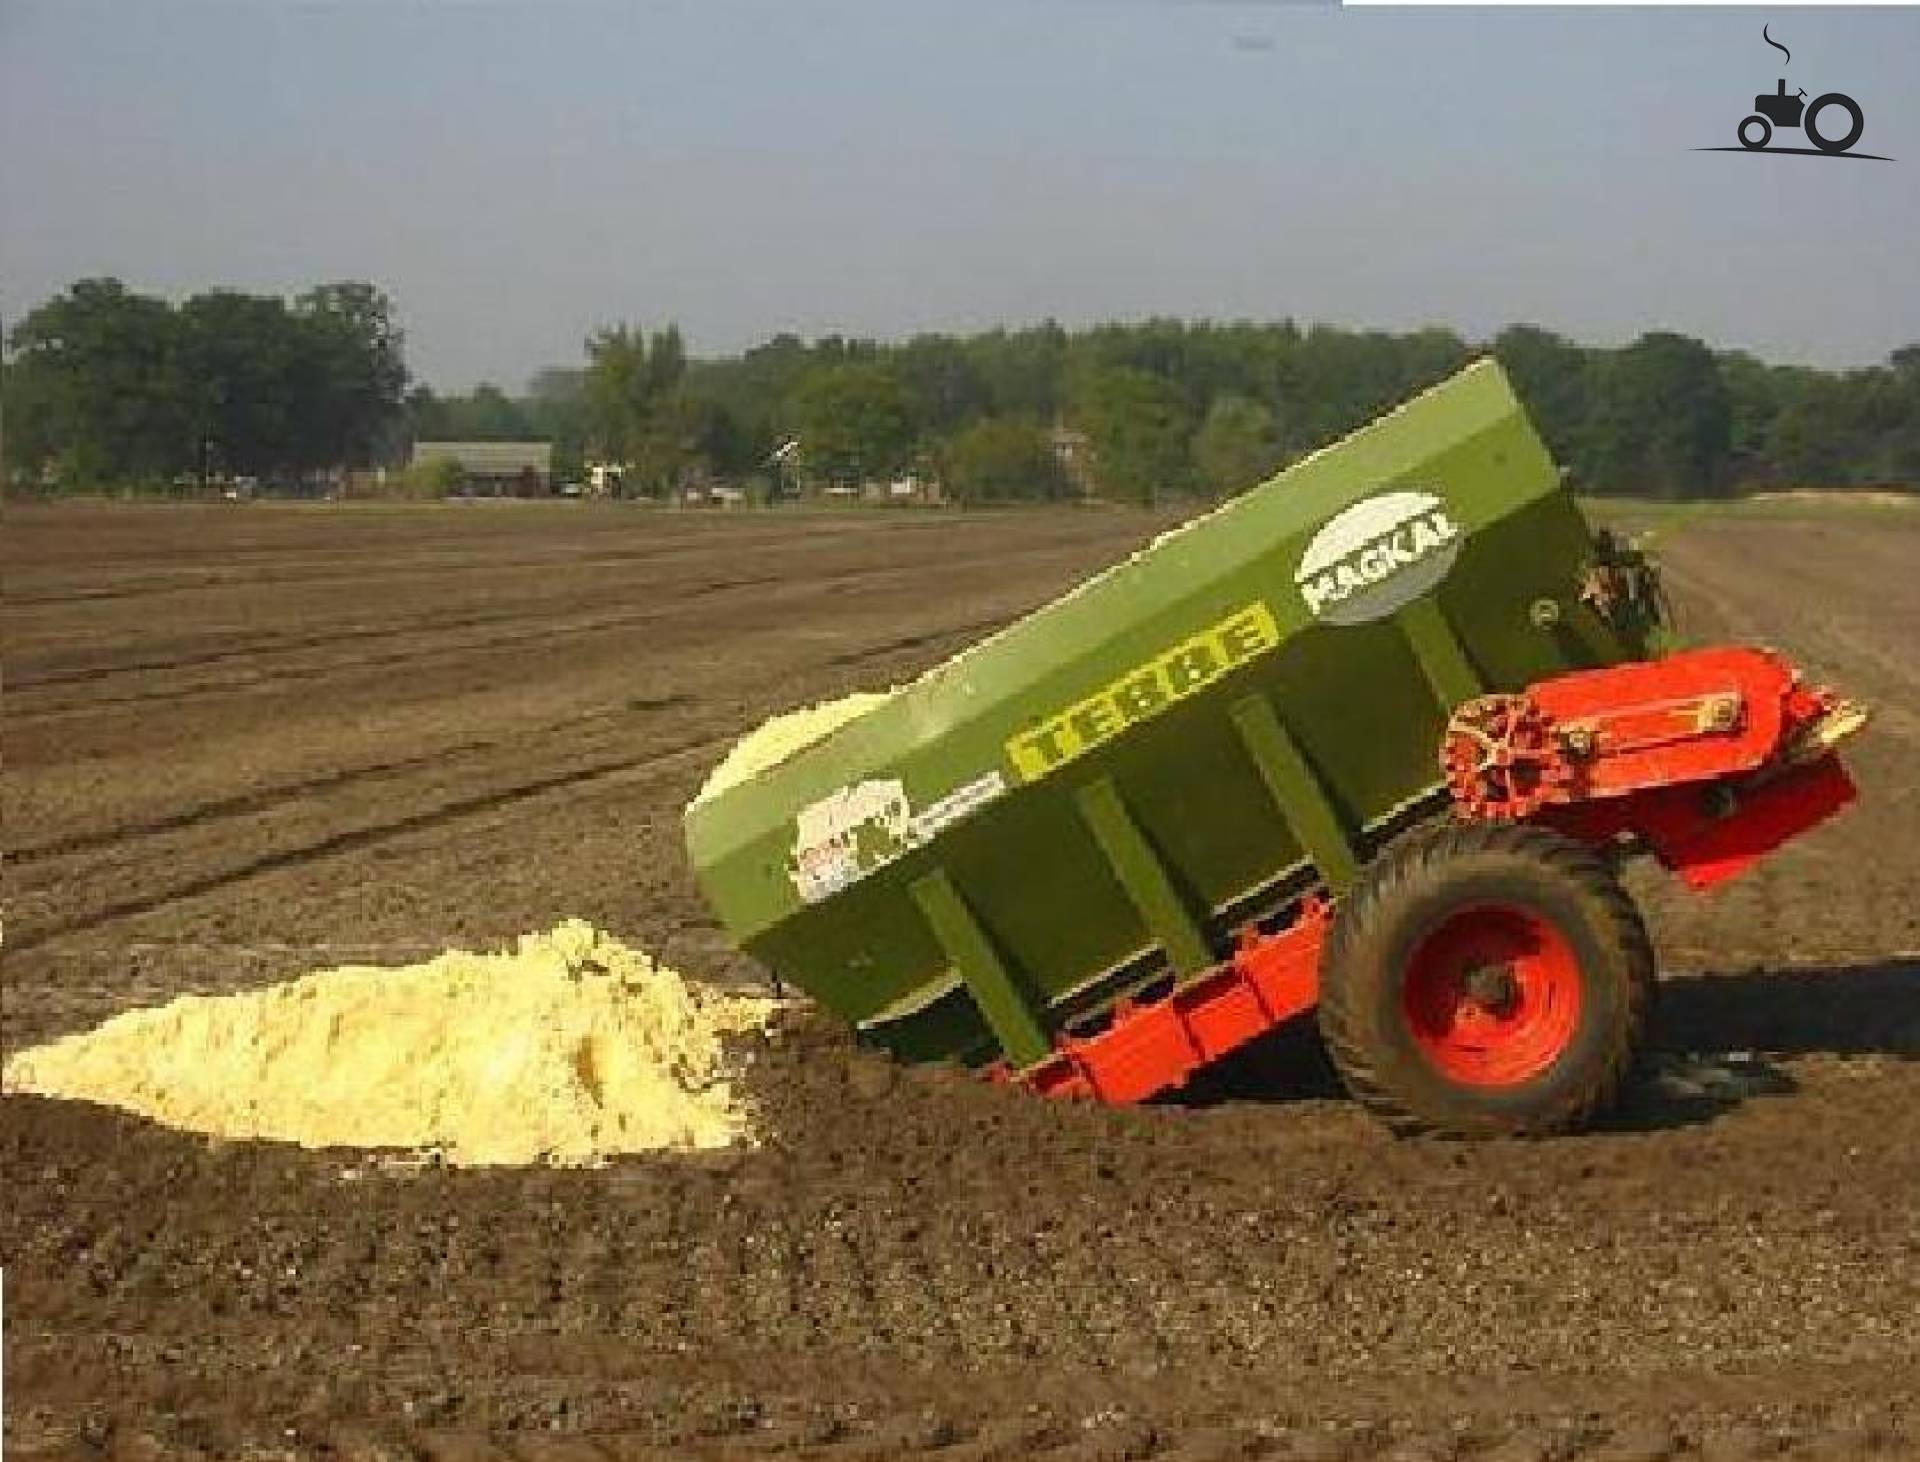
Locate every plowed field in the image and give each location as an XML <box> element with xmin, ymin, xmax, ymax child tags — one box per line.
<box><xmin>5</xmin><ymin>500</ymin><xmax>1918</xmax><ymax>1461</ymax></box>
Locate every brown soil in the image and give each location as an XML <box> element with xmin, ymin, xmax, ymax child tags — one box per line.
<box><xmin>5</xmin><ymin>500</ymin><xmax>1918</xmax><ymax>1462</ymax></box>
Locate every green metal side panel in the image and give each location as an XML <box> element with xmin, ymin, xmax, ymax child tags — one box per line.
<box><xmin>683</xmin><ymin>360</ymin><xmax>1643</xmax><ymax>1067</ymax></box>
<box><xmin>1074</xmin><ymin>778</ymin><xmax>1213</xmax><ymax>977</ymax></box>
<box><xmin>908</xmin><ymin>868</ymin><xmax>1051</xmax><ymax>1066</ymax></box>
<box><xmin>1228</xmin><ymin>693</ymin><xmax>1360</xmax><ymax>893</ymax></box>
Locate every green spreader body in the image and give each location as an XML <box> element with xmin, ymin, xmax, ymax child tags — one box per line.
<box><xmin>684</xmin><ymin>361</ymin><xmax>1648</xmax><ymax>1071</ymax></box>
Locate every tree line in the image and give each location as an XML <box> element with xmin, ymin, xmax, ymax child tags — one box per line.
<box><xmin>416</xmin><ymin>320</ymin><xmax>1920</xmax><ymax>503</ymax></box>
<box><xmin>6</xmin><ymin>277</ymin><xmax>1916</xmax><ymax>501</ymax></box>
<box><xmin>3</xmin><ymin>278</ymin><xmax>407</xmax><ymax>488</ymax></box>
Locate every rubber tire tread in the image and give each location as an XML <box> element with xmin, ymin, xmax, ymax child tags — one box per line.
<box><xmin>1318</xmin><ymin>821</ymin><xmax>1654</xmax><ymax>1138</ymax></box>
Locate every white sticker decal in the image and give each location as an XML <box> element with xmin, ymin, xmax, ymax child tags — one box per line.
<box><xmin>788</xmin><ymin>770</ymin><xmax>1007</xmax><ymax>903</ymax></box>
<box><xmin>909</xmin><ymin>771</ymin><xmax>1007</xmax><ymax>843</ymax></box>
<box><xmin>1295</xmin><ymin>489</ymin><xmax>1461</xmax><ymax>626</ymax></box>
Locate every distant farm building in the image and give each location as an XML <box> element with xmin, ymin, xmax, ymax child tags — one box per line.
<box><xmin>1050</xmin><ymin>425</ymin><xmax>1096</xmax><ymax>498</ymax></box>
<box><xmin>413</xmin><ymin>441</ymin><xmax>553</xmax><ymax>496</ymax></box>
<box><xmin>874</xmin><ymin>474</ymin><xmax>942</xmax><ymax>505</ymax></box>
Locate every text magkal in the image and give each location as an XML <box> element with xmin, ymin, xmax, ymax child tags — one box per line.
<box><xmin>1299</xmin><ymin>507</ymin><xmax>1459</xmax><ymax>619</ymax></box>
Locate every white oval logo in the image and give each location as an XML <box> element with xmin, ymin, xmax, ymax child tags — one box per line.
<box><xmin>1295</xmin><ymin>490</ymin><xmax>1461</xmax><ymax>626</ymax></box>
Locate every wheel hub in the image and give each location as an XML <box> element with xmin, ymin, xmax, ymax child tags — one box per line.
<box><xmin>1402</xmin><ymin>903</ymin><xmax>1584</xmax><ymax>1087</ymax></box>
<box><xmin>1463</xmin><ymin>962</ymin><xmax>1520</xmax><ymax>1014</ymax></box>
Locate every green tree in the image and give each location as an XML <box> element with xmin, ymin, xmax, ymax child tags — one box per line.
<box><xmin>626</xmin><ymin>389</ymin><xmax>711</xmax><ymax>497</ymax></box>
<box><xmin>291</xmin><ymin>282</ymin><xmax>408</xmax><ymax>470</ymax></box>
<box><xmin>2</xmin><ymin>350</ymin><xmax>62</xmax><ymax>484</ymax></box>
<box><xmin>176</xmin><ymin>290</ymin><xmax>303</xmax><ymax>481</ymax></box>
<box><xmin>1493</xmin><ymin>325</ymin><xmax>1591</xmax><ymax>468</ymax></box>
<box><xmin>404</xmin><ymin>383</ymin><xmax>531</xmax><ymax>441</ymax></box>
<box><xmin>1764</xmin><ymin>376</ymin><xmax>1851</xmax><ymax>485</ymax></box>
<box><xmin>1882</xmin><ymin>346</ymin><xmax>1920</xmax><ymax>483</ymax></box>
<box><xmin>582</xmin><ymin>323</ymin><xmax>693</xmax><ymax>493</ymax></box>
<box><xmin>968</xmin><ymin>322</ymin><xmax>1068</xmax><ymax>419</ymax></box>
<box><xmin>787</xmin><ymin>362</ymin><xmax>914</xmax><ymax>488</ymax></box>
<box><xmin>895</xmin><ymin>334</ymin><xmax>990</xmax><ymax>437</ymax></box>
<box><xmin>1070</xmin><ymin>366</ymin><xmax>1194</xmax><ymax>505</ymax></box>
<box><xmin>1192</xmin><ymin>395</ymin><xmax>1282</xmax><ymax>497</ymax></box>
<box><xmin>523</xmin><ymin>367</ymin><xmax>589</xmax><ymax>481</ymax></box>
<box><xmin>458</xmin><ymin>384</ymin><xmax>533</xmax><ymax>439</ymax></box>
<box><xmin>942</xmin><ymin>417</ymin><xmax>1067</xmax><ymax>504</ymax></box>
<box><xmin>6</xmin><ymin>277</ymin><xmax>191</xmax><ymax>485</ymax></box>
<box><xmin>396</xmin><ymin>455</ymin><xmax>465</xmax><ymax>499</ymax></box>
<box><xmin>1716</xmin><ymin>351</ymin><xmax>1772</xmax><ymax>481</ymax></box>
<box><xmin>646</xmin><ymin>324</ymin><xmax>687</xmax><ymax>395</ymax></box>
<box><xmin>1579</xmin><ymin>333</ymin><xmax>1732</xmax><ymax>497</ymax></box>
<box><xmin>583</xmin><ymin>324</ymin><xmax>648</xmax><ymax>466</ymax></box>
<box><xmin>7</xmin><ymin>278</ymin><xmax>410</xmax><ymax>488</ymax></box>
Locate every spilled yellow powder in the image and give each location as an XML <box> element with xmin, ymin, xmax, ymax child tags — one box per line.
<box><xmin>0</xmin><ymin>921</ymin><xmax>777</xmax><ymax>1166</ymax></box>
<box><xmin>694</xmin><ymin>690</ymin><xmax>893</xmax><ymax>802</ymax></box>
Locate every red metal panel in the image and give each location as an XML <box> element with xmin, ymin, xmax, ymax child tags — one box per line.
<box><xmin>1547</xmin><ymin>754</ymin><xmax>1857</xmax><ymax>890</ymax></box>
<box><xmin>1661</xmin><ymin>755</ymin><xmax>1857</xmax><ymax>888</ymax></box>
<box><xmin>1005</xmin><ymin>900</ymin><xmax>1328</xmax><ymax>1106</ymax></box>
<box><xmin>1526</xmin><ymin>645</ymin><xmax>1795</xmax><ymax>799</ymax></box>
<box><xmin>1184</xmin><ymin>980</ymin><xmax>1270</xmax><ymax>1062</ymax></box>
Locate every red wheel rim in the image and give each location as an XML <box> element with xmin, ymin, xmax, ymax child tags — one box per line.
<box><xmin>1402</xmin><ymin>903</ymin><xmax>1582</xmax><ymax>1087</ymax></box>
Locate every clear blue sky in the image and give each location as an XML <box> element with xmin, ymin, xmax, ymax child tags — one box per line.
<box><xmin>3</xmin><ymin>1</ymin><xmax>1915</xmax><ymax>389</ymax></box>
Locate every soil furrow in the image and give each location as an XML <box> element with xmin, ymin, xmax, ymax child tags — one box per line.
<box><xmin>7</xmin><ymin>731</ymin><xmax>731</xmax><ymax>952</ymax></box>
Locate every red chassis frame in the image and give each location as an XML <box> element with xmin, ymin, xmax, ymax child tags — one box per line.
<box><xmin>999</xmin><ymin>645</ymin><xmax>1863</xmax><ymax>1106</ymax></box>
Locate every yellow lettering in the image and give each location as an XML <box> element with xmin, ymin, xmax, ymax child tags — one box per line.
<box><xmin>1070</xmin><ymin>700</ymin><xmax>1121</xmax><ymax>746</ymax></box>
<box><xmin>1111</xmin><ymin>671</ymin><xmax>1166</xmax><ymax>720</ymax></box>
<box><xmin>1163</xmin><ymin>642</ymin><xmax>1219</xmax><ymax>696</ymax></box>
<box><xmin>1008</xmin><ymin>720</ymin><xmax>1074</xmax><ymax>779</ymax></box>
<box><xmin>1005</xmin><ymin>601</ymin><xmax>1280</xmax><ymax>782</ymax></box>
<box><xmin>1217</xmin><ymin>605</ymin><xmax>1279</xmax><ymax>663</ymax></box>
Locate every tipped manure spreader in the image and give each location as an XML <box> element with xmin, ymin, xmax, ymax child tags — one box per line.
<box><xmin>686</xmin><ymin>361</ymin><xmax>1865</xmax><ymax>1136</ymax></box>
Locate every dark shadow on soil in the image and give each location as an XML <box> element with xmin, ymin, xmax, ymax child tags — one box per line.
<box><xmin>1650</xmin><ymin>958</ymin><xmax>1920</xmax><ymax>1057</ymax></box>
<box><xmin>1171</xmin><ymin>958</ymin><xmax>1920</xmax><ymax>1128</ymax></box>
<box><xmin>1175</xmin><ymin>1015</ymin><xmax>1346</xmax><ymax>1107</ymax></box>
<box><xmin>1603</xmin><ymin>1052</ymin><xmax>1800</xmax><ymax>1132</ymax></box>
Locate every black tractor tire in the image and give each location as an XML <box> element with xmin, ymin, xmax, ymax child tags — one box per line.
<box><xmin>1804</xmin><ymin>93</ymin><xmax>1864</xmax><ymax>154</ymax></box>
<box><xmin>1317</xmin><ymin>821</ymin><xmax>1654</xmax><ymax>1138</ymax></box>
<box><xmin>1738</xmin><ymin>114</ymin><xmax>1772</xmax><ymax>151</ymax></box>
